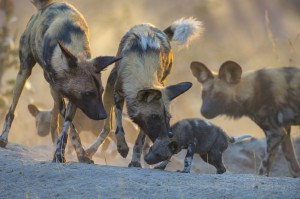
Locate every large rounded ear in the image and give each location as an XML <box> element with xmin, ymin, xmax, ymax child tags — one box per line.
<box><xmin>168</xmin><ymin>141</ymin><xmax>181</xmax><ymax>154</ymax></box>
<box><xmin>28</xmin><ymin>104</ymin><xmax>40</xmax><ymax>117</ymax></box>
<box><xmin>57</xmin><ymin>40</ymin><xmax>77</xmax><ymax>68</ymax></box>
<box><xmin>190</xmin><ymin>61</ymin><xmax>213</xmax><ymax>83</ymax></box>
<box><xmin>137</xmin><ymin>88</ymin><xmax>162</xmax><ymax>103</ymax></box>
<box><xmin>166</xmin><ymin>82</ymin><xmax>192</xmax><ymax>101</ymax></box>
<box><xmin>218</xmin><ymin>61</ymin><xmax>242</xmax><ymax>84</ymax></box>
<box><xmin>93</xmin><ymin>56</ymin><xmax>122</xmax><ymax>73</ymax></box>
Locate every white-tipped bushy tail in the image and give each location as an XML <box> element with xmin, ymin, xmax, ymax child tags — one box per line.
<box><xmin>164</xmin><ymin>17</ymin><xmax>204</xmax><ymax>46</ymax></box>
<box><xmin>230</xmin><ymin>134</ymin><xmax>252</xmax><ymax>143</ymax></box>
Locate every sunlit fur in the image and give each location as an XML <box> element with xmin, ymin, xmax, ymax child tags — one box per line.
<box><xmin>0</xmin><ymin>0</ymin><xmax>119</xmax><ymax>164</ymax></box>
<box><xmin>87</xmin><ymin>18</ymin><xmax>202</xmax><ymax>164</ymax></box>
<box><xmin>191</xmin><ymin>61</ymin><xmax>300</xmax><ymax>177</ymax></box>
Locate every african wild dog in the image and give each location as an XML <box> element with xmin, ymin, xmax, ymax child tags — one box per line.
<box><xmin>86</xmin><ymin>18</ymin><xmax>203</xmax><ymax>167</ymax></box>
<box><xmin>0</xmin><ymin>0</ymin><xmax>120</xmax><ymax>163</ymax></box>
<box><xmin>27</xmin><ymin>104</ymin><xmax>114</xmax><ymax>153</ymax></box>
<box><xmin>144</xmin><ymin>118</ymin><xmax>251</xmax><ymax>173</ymax></box>
<box><xmin>190</xmin><ymin>60</ymin><xmax>300</xmax><ymax>177</ymax></box>
<box><xmin>27</xmin><ymin>104</ymin><xmax>103</xmax><ymax>139</ymax></box>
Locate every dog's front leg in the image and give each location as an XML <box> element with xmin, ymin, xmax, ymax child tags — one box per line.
<box><xmin>114</xmin><ymin>91</ymin><xmax>129</xmax><ymax>158</ymax></box>
<box><xmin>53</xmin><ymin>102</ymin><xmax>76</xmax><ymax>163</ymax></box>
<box><xmin>0</xmin><ymin>57</ymin><xmax>36</xmax><ymax>147</ymax></box>
<box><xmin>50</xmin><ymin>88</ymin><xmax>65</xmax><ymax>146</ymax></box>
<box><xmin>181</xmin><ymin>140</ymin><xmax>196</xmax><ymax>173</ymax></box>
<box><xmin>128</xmin><ymin>130</ymin><xmax>146</xmax><ymax>167</ymax></box>
<box><xmin>86</xmin><ymin>69</ymin><xmax>117</xmax><ymax>157</ymax></box>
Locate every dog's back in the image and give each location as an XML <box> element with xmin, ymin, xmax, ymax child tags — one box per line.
<box><xmin>171</xmin><ymin>118</ymin><xmax>228</xmax><ymax>152</ymax></box>
<box><xmin>26</xmin><ymin>1</ymin><xmax>90</xmax><ymax>70</ymax></box>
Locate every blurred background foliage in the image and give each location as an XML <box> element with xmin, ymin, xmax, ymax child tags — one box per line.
<box><xmin>0</xmin><ymin>0</ymin><xmax>18</xmax><ymax>119</ymax></box>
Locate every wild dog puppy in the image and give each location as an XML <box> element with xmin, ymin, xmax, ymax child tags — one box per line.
<box><xmin>87</xmin><ymin>18</ymin><xmax>203</xmax><ymax>167</ymax></box>
<box><xmin>0</xmin><ymin>0</ymin><xmax>120</xmax><ymax>163</ymax></box>
<box><xmin>27</xmin><ymin>104</ymin><xmax>113</xmax><ymax>152</ymax></box>
<box><xmin>28</xmin><ymin>104</ymin><xmax>102</xmax><ymax>139</ymax></box>
<box><xmin>190</xmin><ymin>61</ymin><xmax>300</xmax><ymax>177</ymax></box>
<box><xmin>144</xmin><ymin>118</ymin><xmax>251</xmax><ymax>173</ymax></box>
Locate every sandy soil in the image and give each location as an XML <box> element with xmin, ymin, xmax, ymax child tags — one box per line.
<box><xmin>0</xmin><ymin>138</ymin><xmax>299</xmax><ymax>199</ymax></box>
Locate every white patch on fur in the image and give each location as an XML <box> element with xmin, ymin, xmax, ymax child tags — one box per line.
<box><xmin>183</xmin><ymin>156</ymin><xmax>193</xmax><ymax>172</ymax></box>
<box><xmin>169</xmin><ymin>17</ymin><xmax>204</xmax><ymax>46</ymax></box>
<box><xmin>140</xmin><ymin>34</ymin><xmax>161</xmax><ymax>51</ymax></box>
<box><xmin>204</xmin><ymin>120</ymin><xmax>212</xmax><ymax>126</ymax></box>
<box><xmin>123</xmin><ymin>24</ymin><xmax>167</xmax><ymax>52</ymax></box>
<box><xmin>193</xmin><ymin>120</ymin><xmax>200</xmax><ymax>127</ymax></box>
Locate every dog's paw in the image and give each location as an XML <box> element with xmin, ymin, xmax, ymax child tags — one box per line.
<box><xmin>52</xmin><ymin>153</ymin><xmax>66</xmax><ymax>163</ymax></box>
<box><xmin>78</xmin><ymin>155</ymin><xmax>94</xmax><ymax>164</ymax></box>
<box><xmin>0</xmin><ymin>137</ymin><xmax>8</xmax><ymax>148</ymax></box>
<box><xmin>117</xmin><ymin>144</ymin><xmax>129</xmax><ymax>158</ymax></box>
<box><xmin>176</xmin><ymin>169</ymin><xmax>190</xmax><ymax>173</ymax></box>
<box><xmin>128</xmin><ymin>161</ymin><xmax>142</xmax><ymax>168</ymax></box>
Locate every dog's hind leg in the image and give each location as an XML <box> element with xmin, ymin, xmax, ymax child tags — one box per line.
<box><xmin>258</xmin><ymin>128</ymin><xmax>285</xmax><ymax>176</ymax></box>
<box><xmin>0</xmin><ymin>34</ymin><xmax>36</xmax><ymax>147</ymax></box>
<box><xmin>281</xmin><ymin>126</ymin><xmax>300</xmax><ymax>177</ymax></box>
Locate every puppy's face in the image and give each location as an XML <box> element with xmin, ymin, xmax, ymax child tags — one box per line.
<box><xmin>144</xmin><ymin>137</ymin><xmax>181</xmax><ymax>165</ymax></box>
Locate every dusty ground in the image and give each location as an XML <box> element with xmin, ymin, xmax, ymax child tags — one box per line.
<box><xmin>0</xmin><ymin>138</ymin><xmax>300</xmax><ymax>199</ymax></box>
<box><xmin>1</xmin><ymin>1</ymin><xmax>300</xmax><ymax>198</ymax></box>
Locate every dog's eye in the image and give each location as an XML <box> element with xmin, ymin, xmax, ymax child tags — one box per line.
<box><xmin>83</xmin><ymin>91</ymin><xmax>96</xmax><ymax>98</ymax></box>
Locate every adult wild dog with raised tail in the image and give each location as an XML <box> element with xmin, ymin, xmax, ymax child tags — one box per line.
<box><xmin>190</xmin><ymin>61</ymin><xmax>300</xmax><ymax>177</ymax></box>
<box><xmin>87</xmin><ymin>18</ymin><xmax>203</xmax><ymax>167</ymax></box>
<box><xmin>0</xmin><ymin>0</ymin><xmax>120</xmax><ymax>163</ymax></box>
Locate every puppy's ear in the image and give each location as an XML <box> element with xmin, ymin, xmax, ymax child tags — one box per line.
<box><xmin>168</xmin><ymin>141</ymin><xmax>181</xmax><ymax>154</ymax></box>
<box><xmin>190</xmin><ymin>61</ymin><xmax>213</xmax><ymax>83</ymax></box>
